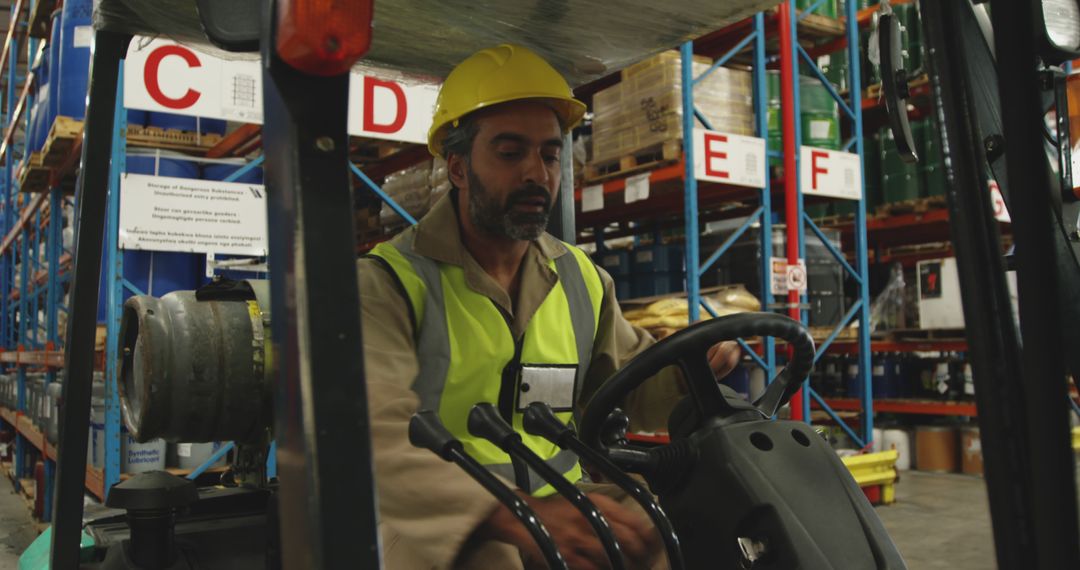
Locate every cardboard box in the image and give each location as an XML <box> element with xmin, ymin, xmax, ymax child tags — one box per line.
<box><xmin>590</xmin><ymin>51</ymin><xmax>755</xmax><ymax>165</ymax></box>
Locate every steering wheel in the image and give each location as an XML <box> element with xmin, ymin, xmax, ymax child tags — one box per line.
<box><xmin>579</xmin><ymin>313</ymin><xmax>816</xmax><ymax>477</ymax></box>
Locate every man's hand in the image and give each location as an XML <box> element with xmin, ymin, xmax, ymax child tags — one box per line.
<box><xmin>479</xmin><ymin>492</ymin><xmax>660</xmax><ymax>569</ymax></box>
<box><xmin>708</xmin><ymin>340</ymin><xmax>741</xmax><ymax>380</ymax></box>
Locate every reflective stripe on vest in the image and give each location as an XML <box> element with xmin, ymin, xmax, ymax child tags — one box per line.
<box><xmin>370</xmin><ymin>231</ymin><xmax>603</xmax><ymax>496</ymax></box>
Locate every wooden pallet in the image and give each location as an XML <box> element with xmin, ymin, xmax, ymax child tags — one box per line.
<box><xmin>865</xmin><ymin>73</ymin><xmax>931</xmax><ymax>101</ymax></box>
<box><xmin>351</xmin><ymin>136</ymin><xmax>409</xmax><ymax>164</ymax></box>
<box><xmin>41</xmin><ymin>116</ymin><xmax>83</xmax><ymax>167</ymax></box>
<box><xmin>809</xmin><ymin>325</ymin><xmax>858</xmax><ymax>342</ymax></box>
<box><xmin>815</xmin><ymin>213</ymin><xmax>856</xmax><ymax>227</ymax></box>
<box><xmin>763</xmin><ymin>7</ymin><xmax>845</xmax><ymax>39</ymax></box>
<box><xmin>875</xmin><ymin>195</ymin><xmax>946</xmax><ymax>217</ymax></box>
<box><xmin>585</xmin><ymin>139</ymin><xmax>681</xmax><ymax>183</ymax></box>
<box><xmin>127</xmin><ymin>125</ymin><xmax>224</xmax><ymax>154</ymax></box>
<box><xmin>18</xmin><ymin>153</ymin><xmax>50</xmax><ymax>194</ymax></box>
<box><xmin>884</xmin><ymin>328</ymin><xmax>967</xmax><ymax>342</ymax></box>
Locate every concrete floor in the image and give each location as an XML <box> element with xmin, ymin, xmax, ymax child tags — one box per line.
<box><xmin>877</xmin><ymin>470</ymin><xmax>996</xmax><ymax>569</ymax></box>
<box><xmin>0</xmin><ymin>480</ymin><xmax>37</xmax><ymax>569</ymax></box>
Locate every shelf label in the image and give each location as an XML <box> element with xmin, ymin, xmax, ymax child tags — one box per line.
<box><xmin>581</xmin><ymin>184</ymin><xmax>604</xmax><ymax>212</ymax></box>
<box><xmin>693</xmin><ymin>128</ymin><xmax>767</xmax><ymax>188</ymax></box>
<box><xmin>800</xmin><ymin>146</ymin><xmax>863</xmax><ymax>201</ymax></box>
<box><xmin>118</xmin><ymin>174</ymin><xmax>268</xmax><ymax>256</ymax></box>
<box><xmin>124</xmin><ymin>37</ymin><xmax>440</xmax><ymax>143</ymax></box>
<box><xmin>625</xmin><ymin>173</ymin><xmax>651</xmax><ymax>203</ymax></box>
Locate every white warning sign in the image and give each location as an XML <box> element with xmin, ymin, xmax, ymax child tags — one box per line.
<box><xmin>119</xmin><ymin>174</ymin><xmax>268</xmax><ymax>256</ymax></box>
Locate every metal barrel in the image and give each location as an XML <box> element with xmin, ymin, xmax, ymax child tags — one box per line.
<box><xmin>119</xmin><ymin>287</ymin><xmax>272</xmax><ymax>444</ymax></box>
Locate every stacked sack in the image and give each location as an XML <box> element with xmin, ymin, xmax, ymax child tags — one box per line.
<box><xmin>622</xmin><ymin>284</ymin><xmax>761</xmax><ymax>339</ymax></box>
<box><xmin>380</xmin><ymin>157</ymin><xmax>453</xmax><ymax>229</ymax></box>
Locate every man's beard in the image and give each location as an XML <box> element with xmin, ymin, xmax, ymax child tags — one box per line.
<box><xmin>466</xmin><ymin>165</ymin><xmax>552</xmax><ymax>241</ymax></box>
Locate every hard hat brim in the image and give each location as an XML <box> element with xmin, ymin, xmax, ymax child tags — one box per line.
<box><xmin>428</xmin><ymin>95</ymin><xmax>587</xmax><ymax>157</ymax></box>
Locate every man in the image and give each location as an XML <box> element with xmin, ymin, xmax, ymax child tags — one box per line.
<box><xmin>359</xmin><ymin>44</ymin><xmax>741</xmax><ymax>569</ymax></box>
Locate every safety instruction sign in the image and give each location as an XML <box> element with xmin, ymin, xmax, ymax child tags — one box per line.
<box><xmin>770</xmin><ymin>258</ymin><xmax>807</xmax><ymax>296</ymax></box>
<box><xmin>123</xmin><ymin>37</ymin><xmax>441</xmax><ymax>144</ymax></box>
<box><xmin>118</xmin><ymin>174</ymin><xmax>268</xmax><ymax>256</ymax></box>
<box><xmin>693</xmin><ymin>129</ymin><xmax>767</xmax><ymax>188</ymax></box>
<box><xmin>800</xmin><ymin>146</ymin><xmax>863</xmax><ymax>200</ymax></box>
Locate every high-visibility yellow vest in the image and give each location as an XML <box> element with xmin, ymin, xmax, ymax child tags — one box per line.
<box><xmin>369</xmin><ymin>231</ymin><xmax>603</xmax><ymax>496</ymax></box>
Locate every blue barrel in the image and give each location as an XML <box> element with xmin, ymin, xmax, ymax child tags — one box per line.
<box><xmin>723</xmin><ymin>365</ymin><xmax>750</xmax><ymax>400</ymax></box>
<box><xmin>843</xmin><ymin>356</ymin><xmax>862</xmax><ymax>398</ymax></box>
<box><xmin>48</xmin><ymin>10</ymin><xmax>61</xmax><ymax>122</ymax></box>
<box><xmin>870</xmin><ymin>354</ymin><xmax>890</xmax><ymax>398</ymax></box>
<box><xmin>127</xmin><ymin>110</ymin><xmax>149</xmax><ymax>128</ymax></box>
<box><xmin>146</xmin><ymin>112</ymin><xmax>227</xmax><ymax>135</ymax></box>
<box><xmin>58</xmin><ymin>0</ymin><xmax>93</xmax><ymax>119</ymax></box>
<box><xmin>26</xmin><ymin>52</ymin><xmax>48</xmax><ymax>152</ymax></box>
<box><xmin>202</xmin><ymin>163</ymin><xmax>264</xmax><ymax>184</ymax></box>
<box><xmin>96</xmin><ymin>154</ymin><xmax>203</xmax><ymax>321</ymax></box>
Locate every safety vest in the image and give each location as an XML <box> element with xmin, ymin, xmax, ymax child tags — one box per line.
<box><xmin>369</xmin><ymin>231</ymin><xmax>604</xmax><ymax>496</ymax></box>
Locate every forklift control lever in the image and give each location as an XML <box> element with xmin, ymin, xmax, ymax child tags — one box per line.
<box><xmin>409</xmin><ymin>411</ymin><xmax>568</xmax><ymax>569</ymax></box>
<box><xmin>469</xmin><ymin>403</ymin><xmax>627</xmax><ymax>570</ymax></box>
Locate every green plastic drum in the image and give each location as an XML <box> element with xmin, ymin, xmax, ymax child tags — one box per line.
<box><xmin>880</xmin><ymin>126</ymin><xmax>918</xmax><ymax>177</ymax></box>
<box><xmin>802</xmin><ymin>112</ymin><xmax>841</xmax><ymax>150</ymax></box>
<box><xmin>883</xmin><ymin>171</ymin><xmax>920</xmax><ymax>203</ymax></box>
<box><xmin>797</xmin><ymin>0</ymin><xmax>837</xmax><ymax>19</ymax></box>
<box><xmin>920</xmin><ymin>165</ymin><xmax>947</xmax><ymax>198</ymax></box>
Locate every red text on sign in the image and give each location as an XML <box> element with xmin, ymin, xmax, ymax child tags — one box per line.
<box><xmin>144</xmin><ymin>45</ymin><xmax>202</xmax><ymax>110</ymax></box>
<box><xmin>703</xmin><ymin>133</ymin><xmax>730</xmax><ymax>179</ymax></box>
<box><xmin>810</xmin><ymin>150</ymin><xmax>830</xmax><ymax>190</ymax></box>
<box><xmin>363</xmin><ymin>77</ymin><xmax>407</xmax><ymax>134</ymax></box>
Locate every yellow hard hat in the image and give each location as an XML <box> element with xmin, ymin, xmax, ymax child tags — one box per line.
<box><xmin>427</xmin><ymin>44</ymin><xmax>587</xmax><ymax>157</ymax></box>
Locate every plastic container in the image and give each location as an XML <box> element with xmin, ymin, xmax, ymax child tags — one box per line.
<box><xmin>127</xmin><ymin>109</ymin><xmax>149</xmax><ymax>128</ymax></box>
<box><xmin>122</xmin><ymin>431</ymin><xmax>166</xmax><ymax>474</ymax></box>
<box><xmin>202</xmin><ymin>163</ymin><xmax>264</xmax><ymax>184</ymax></box>
<box><xmin>171</xmin><ymin>441</ymin><xmax>229</xmax><ymax>470</ymax></box>
<box><xmin>870</xmin><ymin>354</ymin><xmax>888</xmax><ymax>398</ymax></box>
<box><xmin>146</xmin><ymin>112</ymin><xmax>227</xmax><ymax>135</ymax></box>
<box><xmin>961</xmin><ymin>426</ymin><xmax>983</xmax><ymax>476</ymax></box>
<box><xmin>48</xmin><ymin>9</ymin><xmax>62</xmax><ymax>122</ymax></box>
<box><xmin>915</xmin><ymin>425</ymin><xmax>959</xmax><ymax>473</ymax></box>
<box><xmin>46</xmin><ymin>380</ymin><xmax>63</xmax><ymax>444</ymax></box>
<box><xmin>882</xmin><ymin>428</ymin><xmax>913</xmax><ymax>470</ymax></box>
<box><xmin>797</xmin><ymin>0</ymin><xmax>836</xmax><ymax>19</ymax></box>
<box><xmin>723</xmin><ymin>365</ymin><xmax>750</xmax><ymax>401</ymax></box>
<box><xmin>58</xmin><ymin>0</ymin><xmax>93</xmax><ymax>119</ymax></box>
<box><xmin>843</xmin><ymin>356</ymin><xmax>862</xmax><ymax>398</ymax></box>
<box><xmin>90</xmin><ymin>381</ymin><xmax>104</xmax><ymax>468</ymax></box>
<box><xmin>595</xmin><ymin>250</ymin><xmax>632</xmax><ymax>299</ymax></box>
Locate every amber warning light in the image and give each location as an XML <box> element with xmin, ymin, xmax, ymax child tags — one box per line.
<box><xmin>275</xmin><ymin>0</ymin><xmax>374</xmax><ymax>76</ymax></box>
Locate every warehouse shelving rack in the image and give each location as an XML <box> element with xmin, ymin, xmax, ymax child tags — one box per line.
<box><xmin>96</xmin><ymin>64</ymin><xmax>269</xmax><ymax>497</ymax></box>
<box><xmin>666</xmin><ymin>1</ymin><xmax>872</xmax><ymax>446</ymax></box>
<box><xmin>0</xmin><ymin>10</ymin><xmax>274</xmax><ymax>508</ymax></box>
<box><xmin>678</xmin><ymin>12</ymin><xmax>778</xmax><ymax>412</ymax></box>
<box><xmin>0</xmin><ymin>0</ymin><xmax>72</xmax><ymax>523</ymax></box>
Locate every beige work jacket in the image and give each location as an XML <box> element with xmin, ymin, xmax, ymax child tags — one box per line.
<box><xmin>357</xmin><ymin>193</ymin><xmax>684</xmax><ymax>567</ymax></box>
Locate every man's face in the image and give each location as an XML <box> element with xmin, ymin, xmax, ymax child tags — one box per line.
<box><xmin>451</xmin><ymin>101</ymin><xmax>563</xmax><ymax>241</ymax></box>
